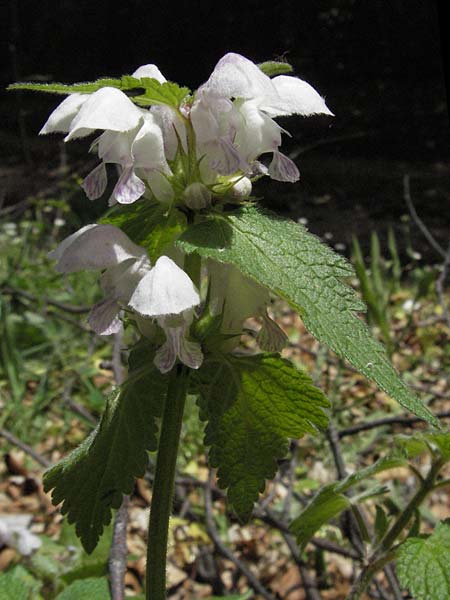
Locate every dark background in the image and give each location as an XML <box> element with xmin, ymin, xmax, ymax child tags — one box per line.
<box><xmin>1</xmin><ymin>0</ymin><xmax>449</xmax><ymax>258</ymax></box>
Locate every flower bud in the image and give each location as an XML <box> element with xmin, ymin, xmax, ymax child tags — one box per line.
<box><xmin>183</xmin><ymin>182</ymin><xmax>212</xmax><ymax>210</ymax></box>
<box><xmin>231</xmin><ymin>177</ymin><xmax>252</xmax><ymax>198</ymax></box>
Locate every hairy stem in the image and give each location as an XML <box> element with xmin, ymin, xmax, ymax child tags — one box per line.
<box><xmin>146</xmin><ymin>365</ymin><xmax>189</xmax><ymax>600</ymax></box>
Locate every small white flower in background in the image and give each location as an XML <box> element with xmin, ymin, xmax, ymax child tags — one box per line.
<box><xmin>49</xmin><ymin>225</ymin><xmax>202</xmax><ymax>371</ymax></box>
<box><xmin>192</xmin><ymin>53</ymin><xmax>333</xmax><ymax>183</ymax></box>
<box><xmin>0</xmin><ymin>514</ymin><xmax>41</xmax><ymax>556</ymax></box>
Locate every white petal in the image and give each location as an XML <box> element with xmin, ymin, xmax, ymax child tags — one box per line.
<box><xmin>132</xmin><ymin>115</ymin><xmax>170</xmax><ymax>171</ymax></box>
<box><xmin>178</xmin><ymin>337</ymin><xmax>203</xmax><ymax>370</ymax></box>
<box><xmin>128</xmin><ymin>256</ymin><xmax>200</xmax><ymax>317</ymax></box>
<box><xmin>112</xmin><ymin>166</ymin><xmax>146</xmax><ymax>204</ymax></box>
<box><xmin>151</xmin><ymin>105</ymin><xmax>186</xmax><ymax>160</ymax></box>
<box><xmin>234</xmin><ymin>99</ymin><xmax>282</xmax><ymax>162</ymax></box>
<box><xmin>201</xmin><ymin>53</ymin><xmax>276</xmax><ymax>100</ymax></box>
<box><xmin>65</xmin><ymin>87</ymin><xmax>144</xmax><ymax>140</ymax></box>
<box><xmin>132</xmin><ymin>64</ymin><xmax>167</xmax><ymax>82</ymax></box>
<box><xmin>48</xmin><ymin>224</ymin><xmax>97</xmax><ymax>262</ymax></box>
<box><xmin>210</xmin><ymin>137</ymin><xmax>241</xmax><ymax>175</ymax></box>
<box><xmin>268</xmin><ymin>151</ymin><xmax>300</xmax><ymax>183</ymax></box>
<box><xmin>154</xmin><ymin>330</ymin><xmax>178</xmax><ymax>374</ymax></box>
<box><xmin>145</xmin><ymin>170</ymin><xmax>174</xmax><ymax>203</ymax></box>
<box><xmin>39</xmin><ymin>93</ymin><xmax>88</xmax><ymax>135</ymax></box>
<box><xmin>88</xmin><ymin>298</ymin><xmax>122</xmax><ymax>335</ymax></box>
<box><xmin>263</xmin><ymin>75</ymin><xmax>334</xmax><ymax>117</ymax></box>
<box><xmin>153</xmin><ymin>318</ymin><xmax>203</xmax><ymax>373</ymax></box>
<box><xmin>51</xmin><ymin>224</ymin><xmax>147</xmax><ymax>272</ymax></box>
<box><xmin>231</xmin><ymin>177</ymin><xmax>252</xmax><ymax>198</ymax></box>
<box><xmin>81</xmin><ymin>162</ymin><xmax>108</xmax><ymax>200</ymax></box>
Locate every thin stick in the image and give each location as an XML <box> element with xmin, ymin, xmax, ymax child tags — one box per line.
<box><xmin>0</xmin><ymin>428</ymin><xmax>51</xmax><ymax>468</ymax></box>
<box><xmin>436</xmin><ymin>239</ymin><xmax>450</xmax><ymax>329</ymax></box>
<box><xmin>108</xmin><ymin>330</ymin><xmax>129</xmax><ymax>600</ymax></box>
<box><xmin>338</xmin><ymin>410</ymin><xmax>450</xmax><ymax>438</ymax></box>
<box><xmin>109</xmin><ymin>495</ymin><xmax>130</xmax><ymax>600</ymax></box>
<box><xmin>403</xmin><ymin>174</ymin><xmax>447</xmax><ymax>259</ymax></box>
<box><xmin>204</xmin><ymin>470</ymin><xmax>276</xmax><ymax>600</ymax></box>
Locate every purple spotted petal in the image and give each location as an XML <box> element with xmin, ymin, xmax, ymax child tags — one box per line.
<box><xmin>88</xmin><ymin>298</ymin><xmax>122</xmax><ymax>335</ymax></box>
<box><xmin>268</xmin><ymin>151</ymin><xmax>300</xmax><ymax>183</ymax></box>
<box><xmin>81</xmin><ymin>162</ymin><xmax>108</xmax><ymax>200</ymax></box>
<box><xmin>112</xmin><ymin>166</ymin><xmax>146</xmax><ymax>204</ymax></box>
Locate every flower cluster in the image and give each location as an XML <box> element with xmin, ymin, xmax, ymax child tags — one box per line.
<box><xmin>44</xmin><ymin>53</ymin><xmax>332</xmax><ymax>373</ymax></box>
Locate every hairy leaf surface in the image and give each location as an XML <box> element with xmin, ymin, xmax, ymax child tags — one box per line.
<box><xmin>44</xmin><ymin>343</ymin><xmax>166</xmax><ymax>553</ymax></box>
<box><xmin>178</xmin><ymin>206</ymin><xmax>437</xmax><ymax>425</ymax></box>
<box><xmin>8</xmin><ymin>76</ymin><xmax>190</xmax><ymax>109</ymax></box>
<box><xmin>193</xmin><ymin>353</ymin><xmax>330</xmax><ymax>520</ymax></box>
<box><xmin>397</xmin><ymin>522</ymin><xmax>450</xmax><ymax>600</ymax></box>
<box><xmin>101</xmin><ymin>201</ymin><xmax>186</xmax><ymax>262</ymax></box>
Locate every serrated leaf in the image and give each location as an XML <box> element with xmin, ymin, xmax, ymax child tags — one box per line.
<box><xmin>193</xmin><ymin>353</ymin><xmax>330</xmax><ymax>520</ymax></box>
<box><xmin>0</xmin><ymin>567</ymin><xmax>41</xmax><ymax>600</ymax></box>
<box><xmin>397</xmin><ymin>522</ymin><xmax>450</xmax><ymax>600</ymax></box>
<box><xmin>258</xmin><ymin>61</ymin><xmax>294</xmax><ymax>77</ymax></box>
<box><xmin>9</xmin><ymin>76</ymin><xmax>190</xmax><ymax>109</ymax></box>
<box><xmin>100</xmin><ymin>201</ymin><xmax>187</xmax><ymax>262</ymax></box>
<box><xmin>177</xmin><ymin>206</ymin><xmax>437</xmax><ymax>426</ymax></box>
<box><xmin>55</xmin><ymin>577</ymin><xmax>109</xmax><ymax>600</ymax></box>
<box><xmin>290</xmin><ymin>454</ymin><xmax>406</xmax><ymax>548</ymax></box>
<box><xmin>43</xmin><ymin>343</ymin><xmax>166</xmax><ymax>553</ymax></box>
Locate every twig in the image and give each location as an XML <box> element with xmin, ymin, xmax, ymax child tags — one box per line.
<box><xmin>2</xmin><ymin>286</ymin><xmax>91</xmax><ymax>314</ymax></box>
<box><xmin>403</xmin><ymin>174</ymin><xmax>447</xmax><ymax>259</ymax></box>
<box><xmin>327</xmin><ymin>424</ymin><xmax>366</xmax><ymax>558</ymax></box>
<box><xmin>0</xmin><ymin>428</ymin><xmax>51</xmax><ymax>468</ymax></box>
<box><xmin>204</xmin><ymin>470</ymin><xmax>276</xmax><ymax>600</ymax></box>
<box><xmin>109</xmin><ymin>494</ymin><xmax>130</xmax><ymax>600</ymax></box>
<box><xmin>436</xmin><ymin>239</ymin><xmax>450</xmax><ymax>329</ymax></box>
<box><xmin>338</xmin><ymin>410</ymin><xmax>450</xmax><ymax>438</ymax></box>
<box><xmin>109</xmin><ymin>330</ymin><xmax>128</xmax><ymax>600</ymax></box>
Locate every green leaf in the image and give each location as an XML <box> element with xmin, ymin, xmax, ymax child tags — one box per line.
<box><xmin>43</xmin><ymin>342</ymin><xmax>167</xmax><ymax>553</ymax></box>
<box><xmin>290</xmin><ymin>454</ymin><xmax>406</xmax><ymax>548</ymax></box>
<box><xmin>100</xmin><ymin>200</ymin><xmax>187</xmax><ymax>262</ymax></box>
<box><xmin>8</xmin><ymin>76</ymin><xmax>190</xmax><ymax>109</ymax></box>
<box><xmin>258</xmin><ymin>60</ymin><xmax>294</xmax><ymax>77</ymax></box>
<box><xmin>0</xmin><ymin>567</ymin><xmax>41</xmax><ymax>600</ymax></box>
<box><xmin>55</xmin><ymin>577</ymin><xmax>110</xmax><ymax>600</ymax></box>
<box><xmin>178</xmin><ymin>206</ymin><xmax>437</xmax><ymax>426</ymax></box>
<box><xmin>396</xmin><ymin>522</ymin><xmax>450</xmax><ymax>600</ymax></box>
<box><xmin>193</xmin><ymin>353</ymin><xmax>329</xmax><ymax>520</ymax></box>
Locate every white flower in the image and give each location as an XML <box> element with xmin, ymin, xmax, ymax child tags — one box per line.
<box><xmin>208</xmin><ymin>261</ymin><xmax>286</xmax><ymax>352</ymax></box>
<box><xmin>40</xmin><ymin>86</ymin><xmax>172</xmax><ymax>205</ymax></box>
<box><xmin>40</xmin><ymin>87</ymin><xmax>143</xmax><ymax>140</ymax></box>
<box><xmin>192</xmin><ymin>53</ymin><xmax>333</xmax><ymax>183</ymax></box>
<box><xmin>85</xmin><ymin>113</ymin><xmax>173</xmax><ymax>205</ymax></box>
<box><xmin>50</xmin><ymin>226</ymin><xmax>202</xmax><ymax>371</ymax></box>
<box><xmin>49</xmin><ymin>224</ymin><xmax>150</xmax><ymax>335</ymax></box>
<box><xmin>0</xmin><ymin>514</ymin><xmax>41</xmax><ymax>556</ymax></box>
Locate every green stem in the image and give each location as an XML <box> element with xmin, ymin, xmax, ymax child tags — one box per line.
<box><xmin>348</xmin><ymin>457</ymin><xmax>444</xmax><ymax>600</ymax></box>
<box><xmin>146</xmin><ymin>365</ymin><xmax>189</xmax><ymax>600</ymax></box>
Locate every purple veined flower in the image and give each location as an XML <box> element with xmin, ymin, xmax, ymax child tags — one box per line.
<box><xmin>49</xmin><ymin>225</ymin><xmax>202</xmax><ymax>372</ymax></box>
<box><xmin>192</xmin><ymin>52</ymin><xmax>333</xmax><ymax>183</ymax></box>
<box><xmin>86</xmin><ymin>112</ymin><xmax>173</xmax><ymax>205</ymax></box>
<box><xmin>40</xmin><ymin>84</ymin><xmax>173</xmax><ymax>205</ymax></box>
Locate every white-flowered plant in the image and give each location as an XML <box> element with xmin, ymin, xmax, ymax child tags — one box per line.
<box><xmin>10</xmin><ymin>53</ymin><xmax>440</xmax><ymax>600</ymax></box>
